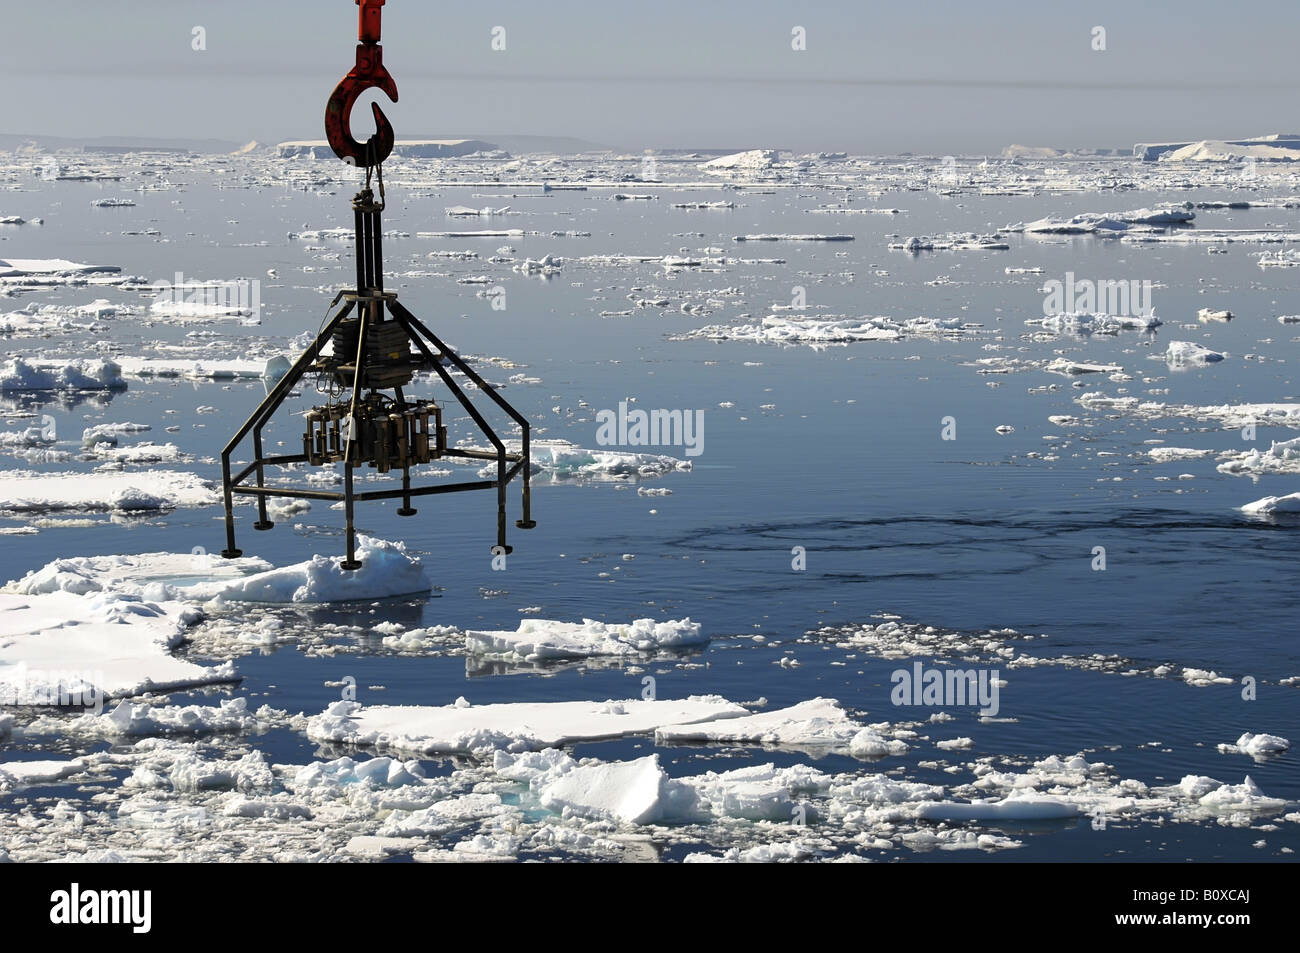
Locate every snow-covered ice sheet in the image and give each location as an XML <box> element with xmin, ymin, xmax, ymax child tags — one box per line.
<box><xmin>306</xmin><ymin>696</ymin><xmax>750</xmax><ymax>755</ymax></box>
<box><xmin>0</xmin><ymin>590</ymin><xmax>231</xmax><ymax>703</ymax></box>
<box><xmin>184</xmin><ymin>536</ymin><xmax>432</xmax><ymax>604</ymax></box>
<box><xmin>0</xmin><ymin>758</ymin><xmax>84</xmax><ymax>794</ymax></box>
<box><xmin>654</xmin><ymin>697</ymin><xmax>902</xmax><ymax>757</ymax></box>
<box><xmin>0</xmin><ymin>258</ymin><xmax>121</xmax><ymax>281</ymax></box>
<box><xmin>5</xmin><ymin>550</ymin><xmax>272</xmax><ymax>598</ymax></box>
<box><xmin>115</xmin><ymin>356</ymin><xmax>278</xmax><ymax>380</ymax></box>
<box><xmin>0</xmin><ymin>470</ymin><xmax>217</xmax><ymax>513</ymax></box>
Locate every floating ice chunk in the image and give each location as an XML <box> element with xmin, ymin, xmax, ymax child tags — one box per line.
<box><xmin>1030</xmin><ymin>312</ymin><xmax>1161</xmax><ymax>334</ymax></box>
<box><xmin>1197</xmin><ymin>308</ymin><xmax>1233</xmax><ymax>322</ymax></box>
<box><xmin>43</xmin><ymin>697</ymin><xmax>272</xmax><ymax>738</ymax></box>
<box><xmin>416</xmin><ymin>229</ymin><xmax>524</xmax><ymax>239</ymax></box>
<box><xmin>698</xmin><ymin>149</ymin><xmax>778</xmax><ymax>173</ymax></box>
<box><xmin>513</xmin><ymin>254</ymin><xmax>562</xmax><ymax>274</ymax></box>
<box><xmin>890</xmin><ymin>234</ymin><xmax>1009</xmax><ymax>252</ymax></box>
<box><xmin>1045</xmin><ymin>358</ymin><xmax>1123</xmax><ymax>376</ymax></box>
<box><xmin>539</xmin><ymin>754</ymin><xmax>695</xmax><ymax>824</ymax></box>
<box><xmin>187</xmin><ymin>536</ymin><xmax>431</xmax><ymax>604</ymax></box>
<box><xmin>1218</xmin><ymin>437</ymin><xmax>1300</xmax><ymax>477</ymax></box>
<box><xmin>289</xmin><ymin>227</ymin><xmax>408</xmax><ymax>241</ymax></box>
<box><xmin>465</xmin><ymin>617</ymin><xmax>707</xmax><ymax>661</ymax></box>
<box><xmin>0</xmin><ymin>258</ymin><xmax>121</xmax><ymax>281</ymax></box>
<box><xmin>157</xmin><ymin>749</ymin><xmax>273</xmax><ymax>794</ymax></box>
<box><xmin>222</xmin><ymin>796</ymin><xmax>311</xmax><ymax>820</ymax></box>
<box><xmin>1148</xmin><ymin>447</ymin><xmax>1215</xmax><ymax>463</ymax></box>
<box><xmin>0</xmin><ymin>357</ymin><xmax>125</xmax><ymax>393</ymax></box>
<box><xmin>81</xmin><ymin>422</ymin><xmax>151</xmax><ymax>447</ymax></box>
<box><xmin>484</xmin><ymin>440</ymin><xmax>691</xmax><ymax>481</ymax></box>
<box><xmin>1165</xmin><ymin>139</ymin><xmax>1300</xmax><ymax>162</ymax></box>
<box><xmin>1181</xmin><ymin>668</ymin><xmax>1233</xmax><ymax>686</ymax></box>
<box><xmin>378</xmin><ymin>793</ymin><xmax>509</xmax><ymax>837</ymax></box>
<box><xmin>916</xmin><ymin>792</ymin><xmax>1080</xmax><ymax>821</ymax></box>
<box><xmin>0</xmin><ymin>759</ymin><xmax>84</xmax><ymax>794</ymax></box>
<box><xmin>683</xmin><ymin>762</ymin><xmax>830</xmax><ymax>821</ymax></box>
<box><xmin>901</xmin><ymin>829</ymin><xmax>1023</xmax><ymax>852</ymax></box>
<box><xmin>1172</xmin><ymin>774</ymin><xmax>1286</xmax><ymax>814</ymax></box>
<box><xmin>290</xmin><ymin>755</ymin><xmax>427</xmax><ymax>793</ymax></box>
<box><xmin>734</xmin><ymin>233</ymin><xmax>853</xmax><ymax>242</ymax></box>
<box><xmin>848</xmin><ymin>727</ymin><xmax>911</xmax><ymax>759</ymax></box>
<box><xmin>115</xmin><ymin>356</ymin><xmax>277</xmax><ymax>380</ymax></box>
<box><xmin>5</xmin><ymin>549</ymin><xmax>271</xmax><ymax>599</ymax></box>
<box><xmin>0</xmin><ymin>590</ymin><xmax>230</xmax><ymax>703</ymax></box>
<box><xmin>1008</xmin><ymin>208</ymin><xmax>1193</xmax><ymax>235</ymax></box>
<box><xmin>655</xmin><ymin>697</ymin><xmax>871</xmax><ymax>754</ymax></box>
<box><xmin>683</xmin><ymin>840</ymin><xmax>823</xmax><ymax>863</ymax></box>
<box><xmin>0</xmin><ymin>469</ymin><xmax>217</xmax><ymax>513</ymax></box>
<box><xmin>1164</xmin><ymin>341</ymin><xmax>1224</xmax><ymax>364</ymax></box>
<box><xmin>1241</xmin><ymin>491</ymin><xmax>1300</xmax><ymax>514</ymax></box>
<box><xmin>445</xmin><ymin>205</ymin><xmax>510</xmax><ymax>216</ymax></box>
<box><xmin>149</xmin><ymin>299</ymin><xmax>255</xmax><ymax>320</ymax></box>
<box><xmin>0</xmin><ymin>427</ymin><xmax>56</xmax><ymax>453</ymax></box>
<box><xmin>1217</xmin><ymin>732</ymin><xmax>1291</xmax><ymax>758</ymax></box>
<box><xmin>306</xmin><ymin>695</ymin><xmax>749</xmax><ymax>756</ymax></box>
<box><xmin>677</xmin><ymin>314</ymin><xmax>976</xmax><ymax>346</ymax></box>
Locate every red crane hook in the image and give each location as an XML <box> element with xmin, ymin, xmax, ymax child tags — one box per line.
<box><xmin>324</xmin><ymin>0</ymin><xmax>399</xmax><ymax>168</ymax></box>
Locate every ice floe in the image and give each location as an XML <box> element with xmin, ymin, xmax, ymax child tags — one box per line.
<box><xmin>0</xmin><ymin>590</ymin><xmax>230</xmax><ymax>703</ymax></box>
<box><xmin>1006</xmin><ymin>207</ymin><xmax>1194</xmax><ymax>235</ymax></box>
<box><xmin>916</xmin><ymin>792</ymin><xmax>1080</xmax><ymax>821</ymax></box>
<box><xmin>25</xmin><ymin>697</ymin><xmax>278</xmax><ymax>740</ymax></box>
<box><xmin>1217</xmin><ymin>437</ymin><xmax>1300</xmax><ymax>477</ymax></box>
<box><xmin>185</xmin><ymin>537</ymin><xmax>431</xmax><ymax>605</ymax></box>
<box><xmin>307</xmin><ymin>696</ymin><xmax>749</xmax><ymax>756</ymax></box>
<box><xmin>676</xmin><ymin>314</ymin><xmax>979</xmax><ymax>346</ymax></box>
<box><xmin>465</xmin><ymin>617</ymin><xmax>707</xmax><ymax>661</ymax></box>
<box><xmin>1027</xmin><ymin>312</ymin><xmax>1161</xmax><ymax>335</ymax></box>
<box><xmin>655</xmin><ymin>697</ymin><xmax>880</xmax><ymax>755</ymax></box>
<box><xmin>0</xmin><ymin>258</ymin><xmax>121</xmax><ymax>283</ymax></box>
<box><xmin>1216</xmin><ymin>732</ymin><xmax>1291</xmax><ymax>759</ymax></box>
<box><xmin>0</xmin><ymin>469</ymin><xmax>216</xmax><ymax>513</ymax></box>
<box><xmin>0</xmin><ymin>358</ymin><xmax>125</xmax><ymax>393</ymax></box>
<box><xmin>890</xmin><ymin>234</ymin><xmax>1009</xmax><ymax>252</ymax></box>
<box><xmin>1165</xmin><ymin>340</ymin><xmax>1225</xmax><ymax>365</ymax></box>
<box><xmin>698</xmin><ymin>150</ymin><xmax>778</xmax><ymax>174</ymax></box>
<box><xmin>486</xmin><ymin>440</ymin><xmax>692</xmax><ymax>481</ymax></box>
<box><xmin>1240</xmin><ymin>492</ymin><xmax>1300</xmax><ymax>515</ymax></box>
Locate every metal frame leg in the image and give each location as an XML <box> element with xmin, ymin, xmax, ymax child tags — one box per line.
<box><xmin>339</xmin><ymin>300</ymin><xmax>372</xmax><ymax>571</ymax></box>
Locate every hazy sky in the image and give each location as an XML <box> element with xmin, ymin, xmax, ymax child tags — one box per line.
<box><xmin>4</xmin><ymin>0</ymin><xmax>1299</xmax><ymax>153</ymax></box>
